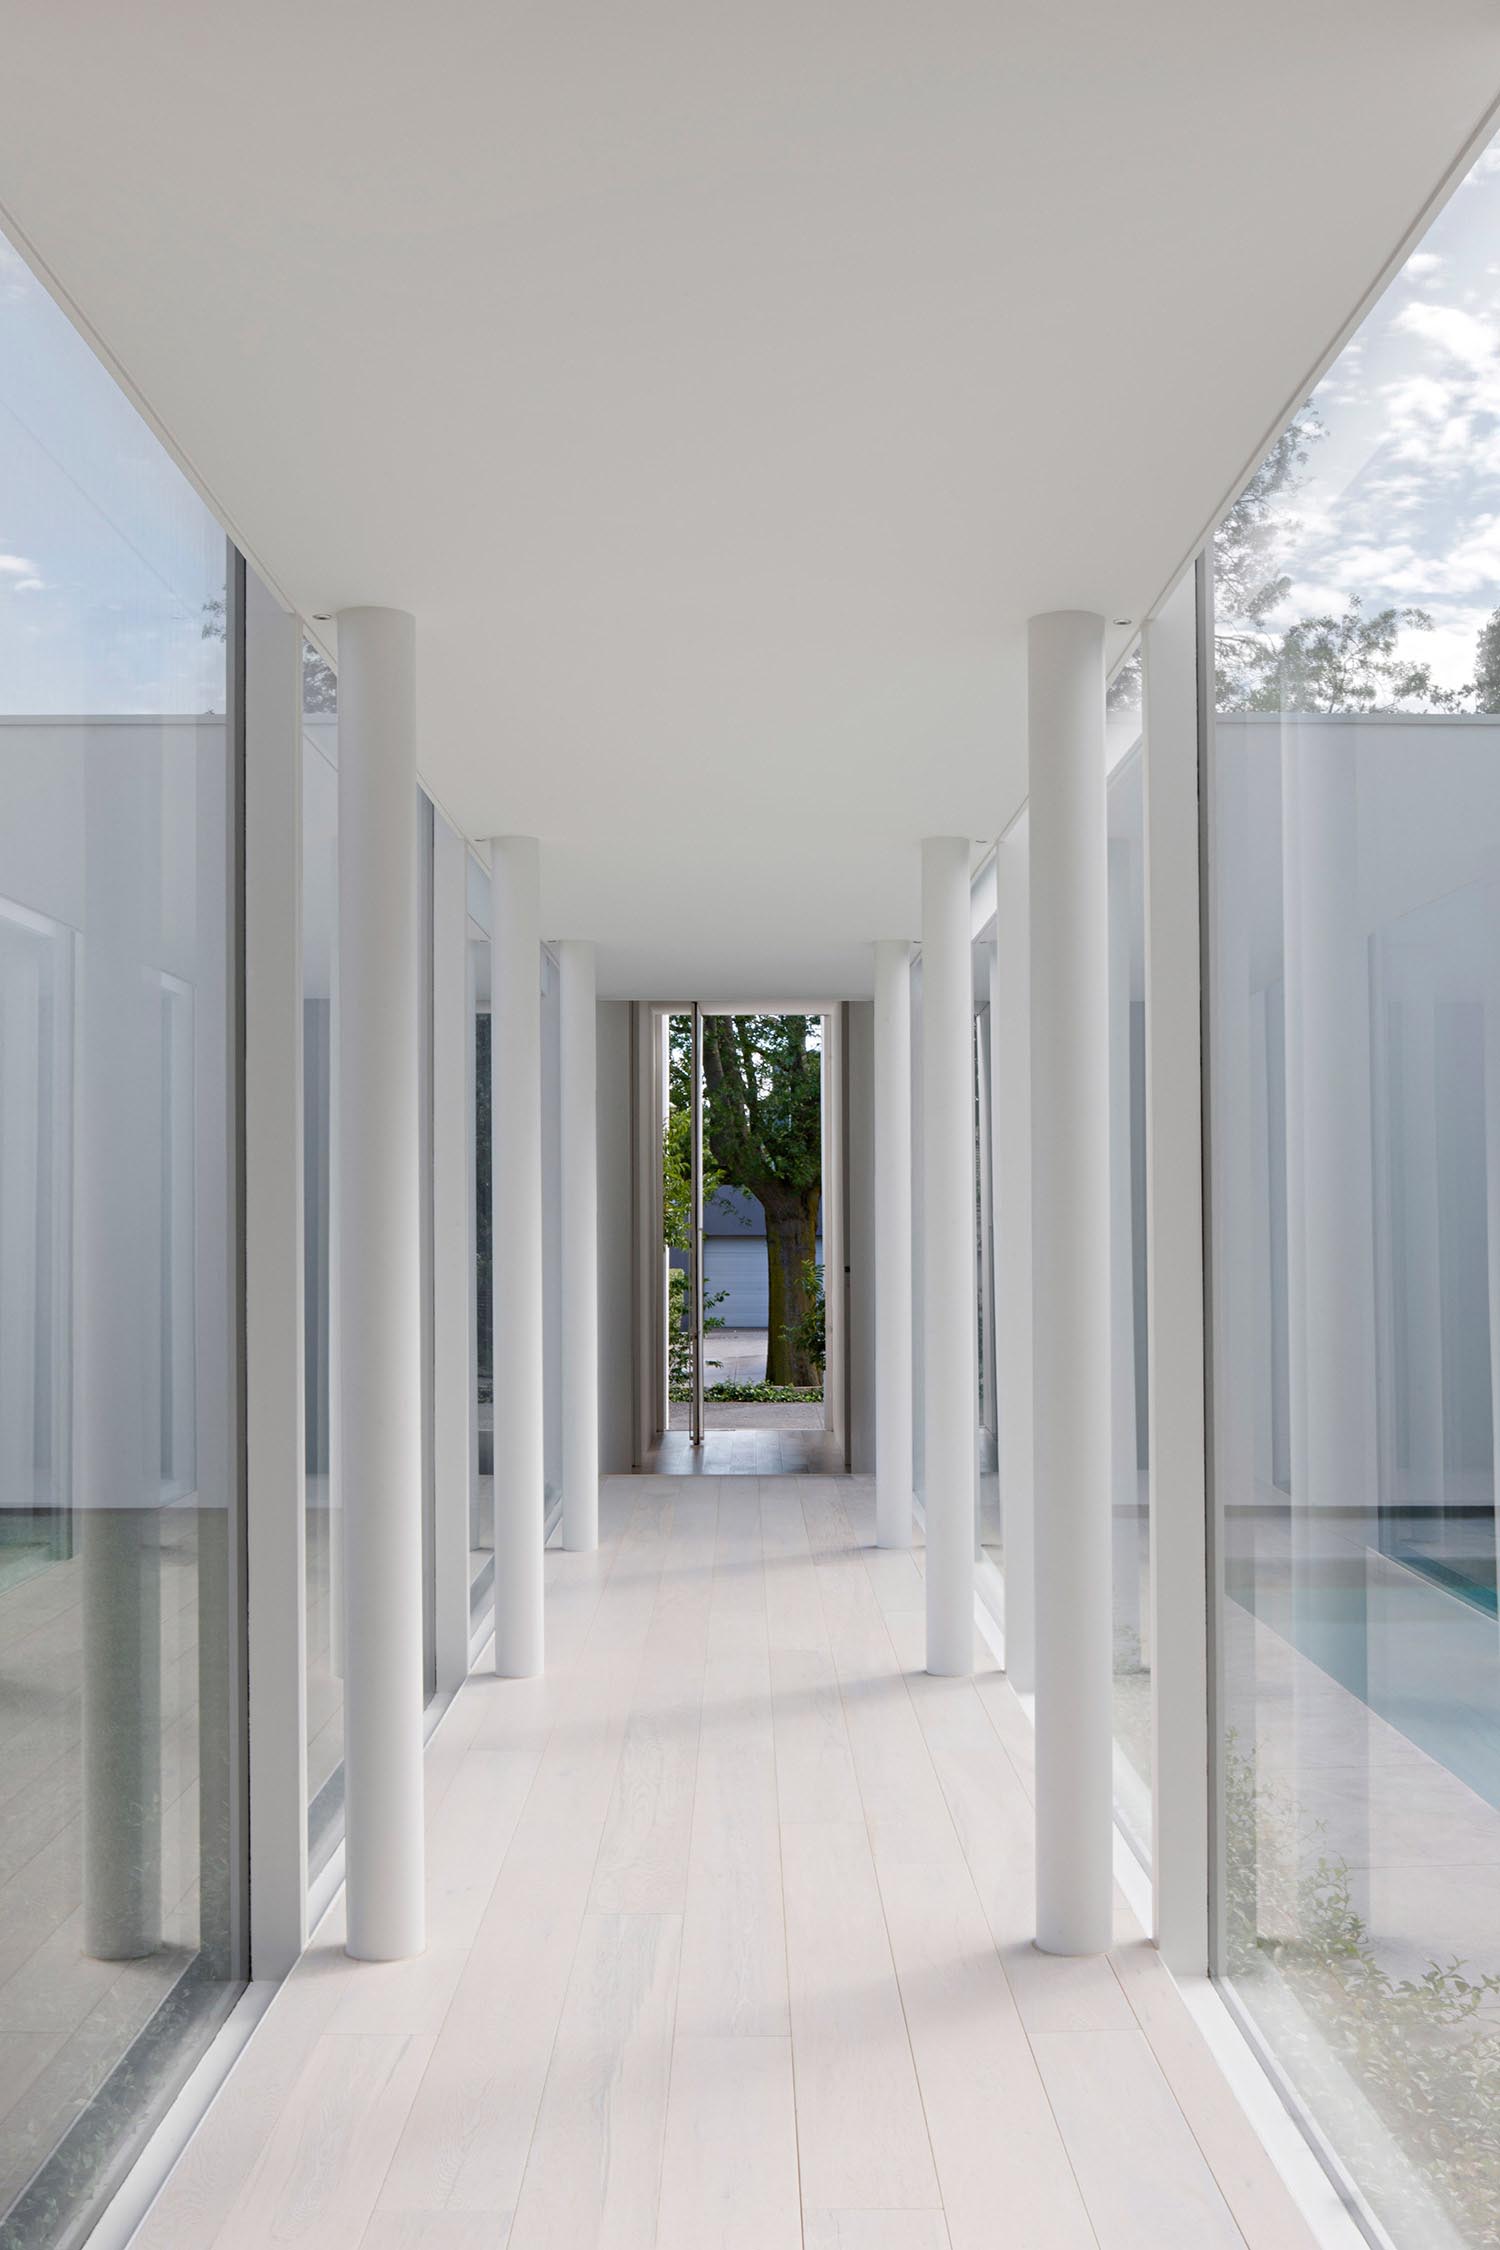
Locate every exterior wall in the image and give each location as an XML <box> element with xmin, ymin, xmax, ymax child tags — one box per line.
<box><xmin>686</xmin><ymin>1190</ymin><xmax>826</xmax><ymax>1328</ymax></box>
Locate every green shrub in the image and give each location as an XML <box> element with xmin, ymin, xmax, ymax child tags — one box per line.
<box><xmin>781</xmin><ymin>1258</ymin><xmax>825</xmax><ymax>1379</ymax></box>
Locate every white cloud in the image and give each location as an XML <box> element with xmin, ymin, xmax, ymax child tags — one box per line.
<box><xmin>1431</xmin><ymin>512</ymin><xmax>1500</xmax><ymax>595</ymax></box>
<box><xmin>0</xmin><ymin>553</ymin><xmax>39</xmax><ymax>576</ymax></box>
<box><xmin>1396</xmin><ymin>300</ymin><xmax>1498</xmax><ymax>371</ymax></box>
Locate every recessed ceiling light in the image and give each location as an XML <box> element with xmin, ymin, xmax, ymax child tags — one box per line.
<box><xmin>312</xmin><ymin>613</ymin><xmax>331</xmax><ymax>622</ymax></box>
<box><xmin>1113</xmin><ymin>617</ymin><xmax>1132</xmax><ymax>627</ymax></box>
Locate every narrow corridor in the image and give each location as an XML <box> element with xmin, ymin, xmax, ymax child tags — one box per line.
<box><xmin>135</xmin><ymin>1478</ymin><xmax>1315</xmax><ymax>2249</ymax></box>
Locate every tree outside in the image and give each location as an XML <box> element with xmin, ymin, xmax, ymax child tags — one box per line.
<box><xmin>1215</xmin><ymin>405</ymin><xmax>1500</xmax><ymax>714</ymax></box>
<box><xmin>665</xmin><ymin>1014</ymin><xmax>824</xmax><ymax>1391</ymax></box>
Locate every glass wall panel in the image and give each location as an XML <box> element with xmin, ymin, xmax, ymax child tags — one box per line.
<box><xmin>1206</xmin><ymin>139</ymin><xmax>1500</xmax><ymax>2247</ymax></box>
<box><xmin>417</xmin><ymin>790</ymin><xmax>437</xmax><ymax>1704</ymax></box>
<box><xmin>469</xmin><ymin>857</ymin><xmax>493</xmax><ymax>1621</ymax></box>
<box><xmin>1107</xmin><ymin>677</ymin><xmax>1151</xmax><ymax>1857</ymax></box>
<box><xmin>0</xmin><ymin>237</ymin><xmax>245</xmax><ymax>2244</ymax></box>
<box><xmin>976</xmin><ymin>990</ymin><xmax>1001</xmax><ymax>1574</ymax></box>
<box><xmin>542</xmin><ymin>947</ymin><xmax>563</xmax><ymax>1512</ymax></box>
<box><xmin>301</xmin><ymin>644</ymin><xmax>343</xmax><ymax>1880</ymax></box>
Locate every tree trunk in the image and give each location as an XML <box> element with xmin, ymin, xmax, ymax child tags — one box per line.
<box><xmin>763</xmin><ymin>1186</ymin><xmax>821</xmax><ymax>1385</ymax></box>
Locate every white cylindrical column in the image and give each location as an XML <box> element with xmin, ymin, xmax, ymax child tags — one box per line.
<box><xmin>874</xmin><ymin>940</ymin><xmax>915</xmax><ymax>1548</ymax></box>
<box><xmin>559</xmin><ymin>939</ymin><xmax>599</xmax><ymax>1551</ymax></box>
<box><xmin>491</xmin><ymin>836</ymin><xmax>545</xmax><ymax>1674</ymax></box>
<box><xmin>992</xmin><ymin>837</ymin><xmax>1035</xmax><ymax>1693</ymax></box>
<box><xmin>921</xmin><ymin>839</ymin><xmax>977</xmax><ymax>1675</ymax></box>
<box><xmin>336</xmin><ymin>606</ymin><xmax>425</xmax><ymax>1962</ymax></box>
<box><xmin>1029</xmin><ymin>609</ymin><xmax>1112</xmax><ymax>1957</ymax></box>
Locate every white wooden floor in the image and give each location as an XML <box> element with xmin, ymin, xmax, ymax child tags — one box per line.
<box><xmin>133</xmin><ymin>1476</ymin><xmax>1320</xmax><ymax>2250</ymax></box>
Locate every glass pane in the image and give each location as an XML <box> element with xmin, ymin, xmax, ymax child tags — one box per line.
<box><xmin>302</xmin><ymin>646</ymin><xmax>343</xmax><ymax>1879</ymax></box>
<box><xmin>471</xmin><ymin>927</ymin><xmax>493</xmax><ymax>1618</ymax></box>
<box><xmin>0</xmin><ymin>237</ymin><xmax>243</xmax><ymax>2242</ymax></box>
<box><xmin>1207</xmin><ymin>137</ymin><xmax>1500</xmax><ymax>2247</ymax></box>
<box><xmin>1107</xmin><ymin>698</ymin><xmax>1151</xmax><ymax>1858</ymax></box>
<box><xmin>542</xmin><ymin>950</ymin><xmax>562</xmax><ymax>1505</ymax></box>
<box><xmin>665</xmin><ymin>1013</ymin><xmax>694</xmax><ymax>1419</ymax></box>
<box><xmin>418</xmin><ymin>791</ymin><xmax>436</xmax><ymax>1703</ymax></box>
<box><xmin>977</xmin><ymin>993</ymin><xmax>1001</xmax><ymax>1572</ymax></box>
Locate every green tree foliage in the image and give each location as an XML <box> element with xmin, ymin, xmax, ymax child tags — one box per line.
<box><xmin>301</xmin><ymin>640</ymin><xmax>337</xmax><ymax>714</ymax></box>
<box><xmin>663</xmin><ymin>1017</ymin><xmax>725</xmax><ymax>1396</ymax></box>
<box><xmin>202</xmin><ymin>595</ymin><xmax>338</xmax><ymax>714</ymax></box>
<box><xmin>700</xmin><ymin>1015</ymin><xmax>822</xmax><ymax>1386</ymax></box>
<box><xmin>781</xmin><ymin>1258</ymin><xmax>825</xmax><ymax>1382</ymax></box>
<box><xmin>1476</xmin><ymin>607</ymin><xmax>1500</xmax><ymax>713</ymax></box>
<box><xmin>665</xmin><ymin>1267</ymin><xmax>727</xmax><ymax>1397</ymax></box>
<box><xmin>662</xmin><ymin>1099</ymin><xmax>722</xmax><ymax>1256</ymax></box>
<box><xmin>1213</xmin><ymin>411</ymin><xmax>1320</xmax><ymax>645</ymax></box>
<box><xmin>1230</xmin><ymin>597</ymin><xmax>1472</xmax><ymax>715</ymax></box>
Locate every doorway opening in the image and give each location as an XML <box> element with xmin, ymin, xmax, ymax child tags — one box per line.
<box><xmin>643</xmin><ymin>1005</ymin><xmax>849</xmax><ymax>1473</ymax></box>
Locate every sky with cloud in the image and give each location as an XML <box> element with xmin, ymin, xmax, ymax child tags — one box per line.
<box><xmin>0</xmin><ymin>239</ymin><xmax>225</xmax><ymax>716</ymax></box>
<box><xmin>1261</xmin><ymin>140</ymin><xmax>1500</xmax><ymax>694</ymax></box>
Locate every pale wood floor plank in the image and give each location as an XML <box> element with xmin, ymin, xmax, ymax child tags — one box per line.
<box><xmin>131</xmin><ymin>1963</ymin><xmax>353</xmax><ymax>2248</ymax></box>
<box><xmin>359</xmin><ymin>2213</ymin><xmax>501</xmax><ymax>2249</ymax></box>
<box><xmin>1109</xmin><ymin>1941</ymin><xmax>1319</xmax><ymax>2249</ymax></box>
<box><xmin>803</xmin><ymin>2211</ymin><xmax>952</xmax><ymax>2248</ymax></box>
<box><xmin>781</xmin><ymin>1820</ymin><xmax>940</xmax><ymax>2212</ymax></box>
<box><xmin>770</xmin><ymin>1645</ymin><xmax>863</xmax><ymax>1825</ymax></box>
<box><xmin>1030</xmin><ymin>2026</ymin><xmax>1247</xmax><ymax>2248</ymax></box>
<box><xmin>675</xmin><ymin>1651</ymin><xmax>789</xmax><ymax>2039</ymax></box>
<box><xmin>214</xmin><ymin>2030</ymin><xmax>433</xmax><ymax>2250</ymax></box>
<box><xmin>374</xmin><ymin>1815</ymin><xmax>601</xmax><ymax>2220</ymax></box>
<box><xmin>505</xmin><ymin>1910</ymin><xmax>681</xmax><ymax>2250</ymax></box>
<box><xmin>589</xmin><ymin>1680</ymin><xmax>702</xmax><ymax>1914</ymax></box>
<box><xmin>656</xmin><ymin>2034</ymin><xmax>801</xmax><ymax>2249</ymax></box>
<box><xmin>877</xmin><ymin>1859</ymin><xmax>1096</xmax><ymax>2250</ymax></box>
<box><xmin>589</xmin><ymin>1527</ymin><xmax>708</xmax><ymax>1913</ymax></box>
<box><xmin>759</xmin><ymin>1480</ymin><xmax>827</xmax><ymax>1653</ymax></box>
<box><xmin>705</xmin><ymin>1477</ymin><xmax>769</xmax><ymax>1662</ymax></box>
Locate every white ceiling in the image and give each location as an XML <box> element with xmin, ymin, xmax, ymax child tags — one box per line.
<box><xmin>2</xmin><ymin>2</ymin><xmax>1497</xmax><ymax>996</ymax></box>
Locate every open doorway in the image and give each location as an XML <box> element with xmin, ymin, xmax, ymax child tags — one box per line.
<box><xmin>646</xmin><ymin>1006</ymin><xmax>848</xmax><ymax>1472</ymax></box>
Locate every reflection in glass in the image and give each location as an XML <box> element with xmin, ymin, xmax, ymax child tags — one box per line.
<box><xmin>418</xmin><ymin>793</ymin><xmax>437</xmax><ymax>1704</ymax></box>
<box><xmin>542</xmin><ymin>949</ymin><xmax>563</xmax><ymax>1508</ymax></box>
<box><xmin>976</xmin><ymin>993</ymin><xmax>1001</xmax><ymax>1572</ymax></box>
<box><xmin>1207</xmin><ymin>139</ymin><xmax>1500</xmax><ymax>2246</ymax></box>
<box><xmin>0</xmin><ymin>240</ymin><xmax>244</xmax><ymax>2242</ymax></box>
<box><xmin>1107</xmin><ymin>717</ymin><xmax>1151</xmax><ymax>1857</ymax></box>
<box><xmin>471</xmin><ymin>926</ymin><xmax>494</xmax><ymax>1616</ymax></box>
<box><xmin>302</xmin><ymin>647</ymin><xmax>343</xmax><ymax>1880</ymax></box>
